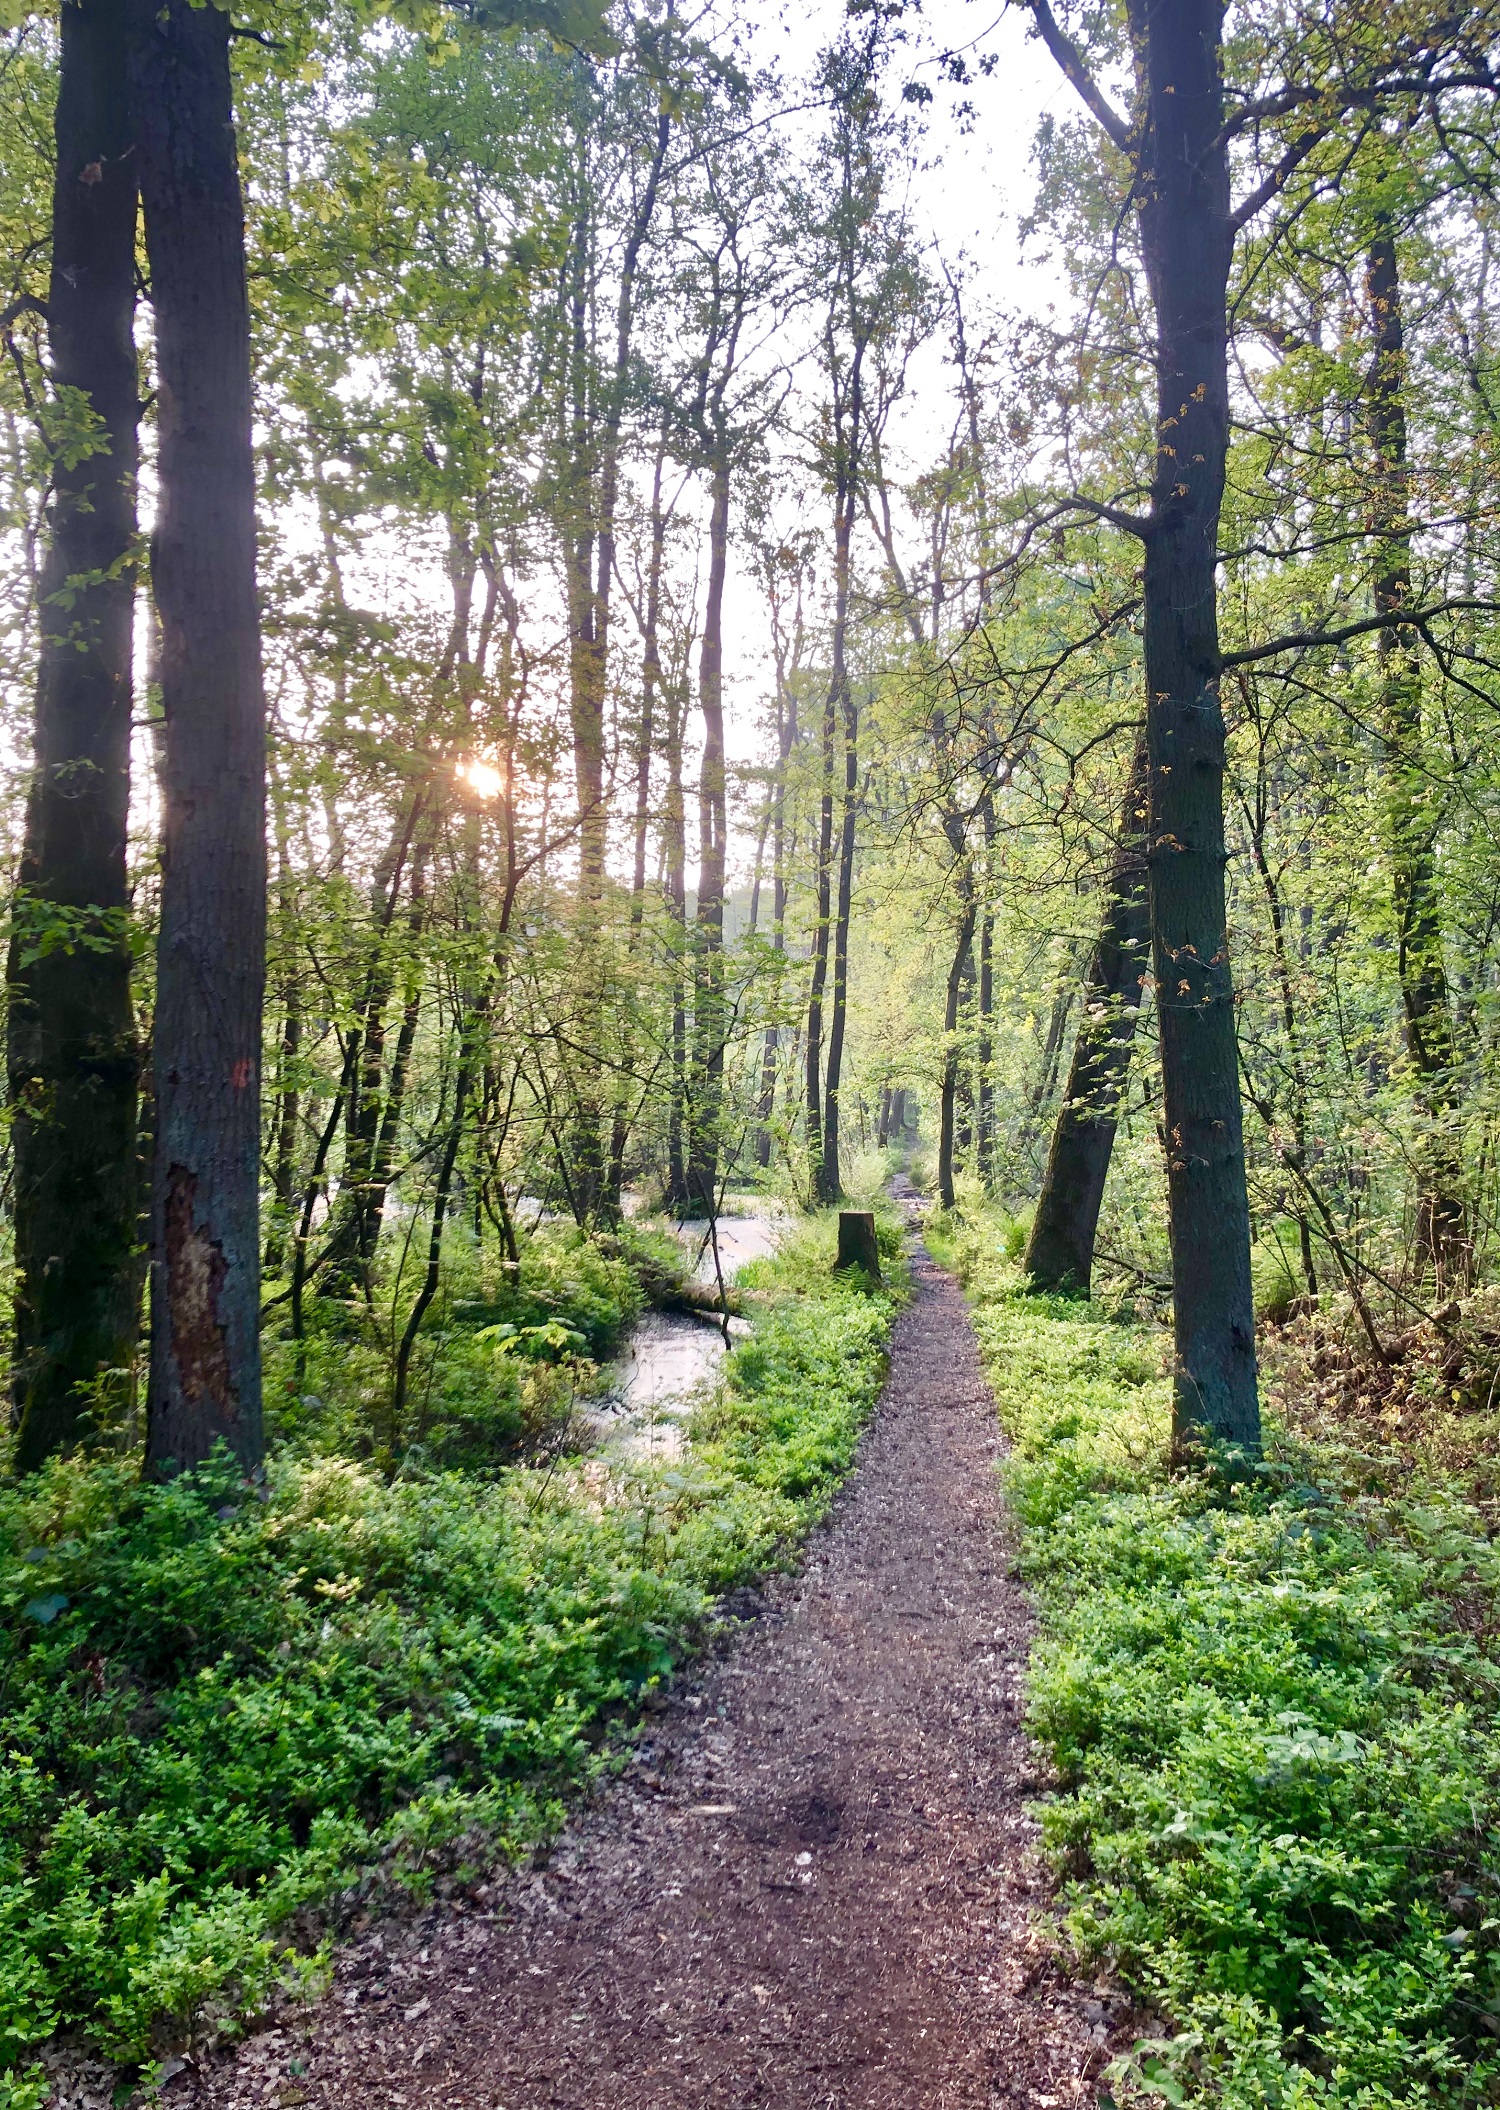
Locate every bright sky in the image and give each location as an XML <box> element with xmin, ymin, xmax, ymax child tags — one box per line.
<box><xmin>260</xmin><ymin>1</ymin><xmax>1086</xmax><ymax>888</ymax></box>
<box><xmin>715</xmin><ymin>0</ymin><xmax>1074</xmax><ymax>811</ymax></box>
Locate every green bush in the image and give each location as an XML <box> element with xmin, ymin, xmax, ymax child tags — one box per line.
<box><xmin>0</xmin><ymin>1247</ymin><xmax>892</xmax><ymax>2092</ymax></box>
<box><xmin>264</xmin><ymin>1221</ymin><xmax>677</xmax><ymax>1468</ymax></box>
<box><xmin>942</xmin><ymin>1208</ymin><xmax>1500</xmax><ymax>2110</ymax></box>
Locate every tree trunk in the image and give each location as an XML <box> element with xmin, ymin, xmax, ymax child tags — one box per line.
<box><xmin>132</xmin><ymin>0</ymin><xmax>267</xmax><ymax>1474</ymax></box>
<box><xmin>938</xmin><ymin>877</ymin><xmax>976</xmax><ymax>1212</ymax></box>
<box><xmin>1131</xmin><ymin>0</ymin><xmax>1259</xmax><ymax>1451</ymax></box>
<box><xmin>569</xmin><ymin>108</ymin><xmax>670</xmax><ymax>897</ymax></box>
<box><xmin>822</xmin><ymin>684</ymin><xmax>858</xmax><ymax>1203</ymax></box>
<box><xmin>663</xmin><ymin>678</ymin><xmax>690</xmax><ymax>1211</ymax></box>
<box><xmin>805</xmin><ymin>662</ymin><xmax>835</xmax><ymax>1199</ymax></box>
<box><xmin>361</xmin><ymin>848</ymin><xmax>430</xmax><ymax>1264</ymax></box>
<box><xmin>630</xmin><ymin>440</ymin><xmax>667</xmax><ymax>916</ymax></box>
<box><xmin>1234</xmin><ymin>740</ymin><xmax>1319</xmax><ymax>1303</ymax></box>
<box><xmin>836</xmin><ymin>1210</ymin><xmax>881</xmax><ymax>1281</ymax></box>
<box><xmin>321</xmin><ymin>795</ymin><xmax>422</xmax><ymax>1291</ymax></box>
<box><xmin>606</xmin><ymin>438</ymin><xmax>668</xmax><ymax>1211</ymax></box>
<box><xmin>976</xmin><ymin>797</ymin><xmax>996</xmax><ymax>1190</ymax></box>
<box><xmin>1366</xmin><ymin>228</ymin><xmax>1466</xmax><ymax>1285</ymax></box>
<box><xmin>8</xmin><ymin>0</ymin><xmax>141</xmax><ymax>1470</ymax></box>
<box><xmin>264</xmin><ymin>977</ymin><xmax>300</xmax><ymax>1278</ymax></box>
<box><xmin>1024</xmin><ymin>736</ymin><xmax>1151</xmax><ymax>1295</ymax></box>
<box><xmin>391</xmin><ymin>1054</ymin><xmax>472</xmax><ymax>1457</ymax></box>
<box><xmin>810</xmin><ymin>441</ymin><xmax>859</xmax><ymax>1205</ymax></box>
<box><xmin>757</xmin><ymin>622</ymin><xmax>798</xmax><ymax>1170</ymax></box>
<box><xmin>687</xmin><ymin>453</ymin><xmax>730</xmax><ymax>1209</ymax></box>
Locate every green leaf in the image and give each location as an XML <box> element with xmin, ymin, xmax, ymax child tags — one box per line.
<box><xmin>21</xmin><ymin>1594</ymin><xmax>68</xmax><ymax>1626</ymax></box>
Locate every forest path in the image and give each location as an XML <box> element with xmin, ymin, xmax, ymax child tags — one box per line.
<box><xmin>201</xmin><ymin>1205</ymin><xmax>1097</xmax><ymax>2110</ymax></box>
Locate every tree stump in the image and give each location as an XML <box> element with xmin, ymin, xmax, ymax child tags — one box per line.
<box><xmin>836</xmin><ymin>1210</ymin><xmax>882</xmax><ymax>1283</ymax></box>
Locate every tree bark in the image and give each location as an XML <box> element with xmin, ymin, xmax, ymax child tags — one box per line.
<box><xmin>688</xmin><ymin>452</ymin><xmax>730</xmax><ymax>1209</ymax></box>
<box><xmin>8</xmin><ymin>0</ymin><xmax>141</xmax><ymax>1470</ymax></box>
<box><xmin>663</xmin><ymin>676</ymin><xmax>690</xmax><ymax>1211</ymax></box>
<box><xmin>1024</xmin><ymin>736</ymin><xmax>1151</xmax><ymax>1295</ymax></box>
<box><xmin>938</xmin><ymin>867</ymin><xmax>976</xmax><ymax>1212</ymax></box>
<box><xmin>606</xmin><ymin>437</ymin><xmax>668</xmax><ymax>1211</ymax></box>
<box><xmin>132</xmin><ymin>0</ymin><xmax>267</xmax><ymax>1474</ymax></box>
<box><xmin>1365</xmin><ymin>228</ymin><xmax>1466</xmax><ymax>1284</ymax></box>
<box><xmin>805</xmin><ymin>664</ymin><xmax>835</xmax><ymax>1198</ymax></box>
<box><xmin>822</xmin><ymin>682</ymin><xmax>858</xmax><ymax>1202</ymax></box>
<box><xmin>756</xmin><ymin>654</ymin><xmax>796</xmax><ymax>1170</ymax></box>
<box><xmin>976</xmin><ymin>794</ymin><xmax>996</xmax><ymax>1188</ymax></box>
<box><xmin>566</xmin><ymin>108</ymin><xmax>670</xmax><ymax>896</ymax></box>
<box><xmin>1131</xmin><ymin>0</ymin><xmax>1259</xmax><ymax>1451</ymax></box>
<box><xmin>264</xmin><ymin>977</ymin><xmax>300</xmax><ymax>1278</ymax></box>
<box><xmin>361</xmin><ymin>847</ymin><xmax>430</xmax><ymax>1266</ymax></box>
<box><xmin>321</xmin><ymin>794</ymin><xmax>422</xmax><ymax>1290</ymax></box>
<box><xmin>391</xmin><ymin>1052</ymin><xmax>472</xmax><ymax>1455</ymax></box>
<box><xmin>835</xmin><ymin>1210</ymin><xmax>881</xmax><ymax>1281</ymax></box>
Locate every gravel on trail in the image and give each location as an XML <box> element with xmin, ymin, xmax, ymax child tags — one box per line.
<box><xmin>195</xmin><ymin>1217</ymin><xmax>1111</xmax><ymax>2110</ymax></box>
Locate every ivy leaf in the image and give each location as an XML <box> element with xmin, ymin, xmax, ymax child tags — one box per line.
<box><xmin>22</xmin><ymin>1593</ymin><xmax>68</xmax><ymax>1626</ymax></box>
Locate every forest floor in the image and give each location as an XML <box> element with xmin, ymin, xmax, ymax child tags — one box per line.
<box><xmin>193</xmin><ymin>1199</ymin><xmax>1101</xmax><ymax>2110</ymax></box>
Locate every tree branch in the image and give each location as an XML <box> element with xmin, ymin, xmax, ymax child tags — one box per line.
<box><xmin>1221</xmin><ymin>598</ymin><xmax>1500</xmax><ymax>669</ymax></box>
<box><xmin>1020</xmin><ymin>0</ymin><xmax>1133</xmax><ymax>154</ymax></box>
<box><xmin>0</xmin><ymin>293</ymin><xmax>47</xmax><ymax>330</ymax></box>
<box><xmin>1229</xmin><ymin>125</ymin><xmax>1326</xmax><ymax>232</ymax></box>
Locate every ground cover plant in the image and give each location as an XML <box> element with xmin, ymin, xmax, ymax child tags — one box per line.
<box><xmin>932</xmin><ymin>1207</ymin><xmax>1500</xmax><ymax>2109</ymax></box>
<box><xmin>0</xmin><ymin>1225</ymin><xmax>896</xmax><ymax>2105</ymax></box>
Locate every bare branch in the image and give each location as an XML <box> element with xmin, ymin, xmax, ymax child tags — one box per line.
<box><xmin>1019</xmin><ymin>0</ymin><xmax>1133</xmax><ymax>154</ymax></box>
<box><xmin>1221</xmin><ymin>598</ymin><xmax>1500</xmax><ymax>670</ymax></box>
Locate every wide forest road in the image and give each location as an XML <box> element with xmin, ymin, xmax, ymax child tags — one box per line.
<box><xmin>203</xmin><ymin>1230</ymin><xmax>1097</xmax><ymax>2110</ymax></box>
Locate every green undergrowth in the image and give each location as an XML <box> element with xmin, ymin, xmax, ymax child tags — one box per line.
<box><xmin>931</xmin><ymin>1208</ymin><xmax>1500</xmax><ymax>2110</ymax></box>
<box><xmin>0</xmin><ymin>1226</ymin><xmax>897</xmax><ymax>2103</ymax></box>
<box><xmin>263</xmin><ymin>1219</ymin><xmax>688</xmax><ymax>1469</ymax></box>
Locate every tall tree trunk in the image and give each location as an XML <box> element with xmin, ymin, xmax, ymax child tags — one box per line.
<box><xmin>804</xmin><ymin>671</ymin><xmax>835</xmax><ymax>1198</ymax></box>
<box><xmin>264</xmin><ymin>978</ymin><xmax>300</xmax><ymax>1278</ymax></box>
<box><xmin>562</xmin><ymin>118</ymin><xmax>669</xmax><ymax>1218</ymax></box>
<box><xmin>663</xmin><ymin>681</ymin><xmax>690</xmax><ymax>1211</ymax></box>
<box><xmin>8</xmin><ymin>0</ymin><xmax>140</xmax><ymax>1470</ymax></box>
<box><xmin>321</xmin><ymin>795</ymin><xmax>422</xmax><ymax>1290</ymax></box>
<box><xmin>687</xmin><ymin>453</ymin><xmax>730</xmax><ymax>1209</ymax></box>
<box><xmin>1233</xmin><ymin>742</ymin><xmax>1319</xmax><ymax>1303</ymax></box>
<box><xmin>822</xmin><ymin>686</ymin><xmax>858</xmax><ymax>1202</ymax></box>
<box><xmin>606</xmin><ymin>441</ymin><xmax>668</xmax><ymax>1211</ymax></box>
<box><xmin>1366</xmin><ymin>228</ymin><xmax>1466</xmax><ymax>1284</ymax></box>
<box><xmin>391</xmin><ymin>1050</ymin><xmax>473</xmax><ymax>1458</ymax></box>
<box><xmin>938</xmin><ymin>871</ymin><xmax>977</xmax><ymax>1212</ymax></box>
<box><xmin>630</xmin><ymin>441</ymin><xmax>667</xmax><ymax>917</ymax></box>
<box><xmin>567</xmin><ymin>109</ymin><xmax>670</xmax><ymax>897</ymax></box>
<box><xmin>809</xmin><ymin>436</ymin><xmax>860</xmax><ymax>1205</ymax></box>
<box><xmin>757</xmin><ymin>677</ymin><xmax>796</xmax><ymax>1169</ymax></box>
<box><xmin>1130</xmin><ymin>0</ymin><xmax>1259</xmax><ymax>1451</ymax></box>
<box><xmin>1024</xmin><ymin>737</ymin><xmax>1151</xmax><ymax>1295</ymax></box>
<box><xmin>361</xmin><ymin>848</ymin><xmax>430</xmax><ymax>1264</ymax></box>
<box><xmin>132</xmin><ymin>0</ymin><xmax>267</xmax><ymax>1474</ymax></box>
<box><xmin>976</xmin><ymin>793</ymin><xmax>996</xmax><ymax>1188</ymax></box>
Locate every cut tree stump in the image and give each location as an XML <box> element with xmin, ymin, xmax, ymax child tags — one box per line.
<box><xmin>836</xmin><ymin>1210</ymin><xmax>882</xmax><ymax>1283</ymax></box>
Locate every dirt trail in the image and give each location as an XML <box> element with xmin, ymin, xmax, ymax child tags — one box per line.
<box><xmin>201</xmin><ymin>1217</ymin><xmax>1100</xmax><ymax>2110</ymax></box>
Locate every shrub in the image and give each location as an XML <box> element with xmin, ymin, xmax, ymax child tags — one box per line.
<box><xmin>940</xmin><ymin>1207</ymin><xmax>1500</xmax><ymax>2110</ymax></box>
<box><xmin>0</xmin><ymin>1235</ymin><xmax>894</xmax><ymax>2087</ymax></box>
